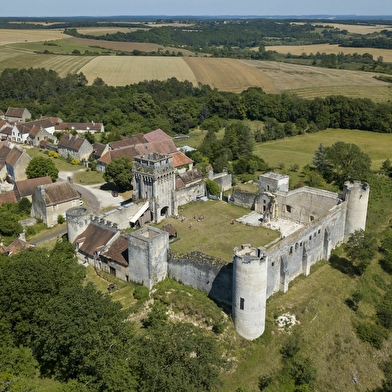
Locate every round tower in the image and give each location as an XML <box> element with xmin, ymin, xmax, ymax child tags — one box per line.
<box><xmin>232</xmin><ymin>245</ymin><xmax>268</xmax><ymax>340</ymax></box>
<box><xmin>66</xmin><ymin>206</ymin><xmax>92</xmax><ymax>244</ymax></box>
<box><xmin>343</xmin><ymin>181</ymin><xmax>370</xmax><ymax>240</ymax></box>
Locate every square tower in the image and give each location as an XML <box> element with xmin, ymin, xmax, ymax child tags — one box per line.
<box><xmin>128</xmin><ymin>226</ymin><xmax>169</xmax><ymax>289</ymax></box>
<box><xmin>132</xmin><ymin>153</ymin><xmax>176</xmax><ymax>223</ymax></box>
<box><xmin>259</xmin><ymin>172</ymin><xmax>289</xmax><ymax>193</ymax></box>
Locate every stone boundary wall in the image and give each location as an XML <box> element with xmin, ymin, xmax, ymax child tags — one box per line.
<box><xmin>174</xmin><ymin>182</ymin><xmax>206</xmax><ymax>208</ymax></box>
<box><xmin>229</xmin><ymin>190</ymin><xmax>256</xmax><ymax>209</ymax></box>
<box><xmin>265</xmin><ymin>203</ymin><xmax>347</xmax><ymax>297</ymax></box>
<box><xmin>168</xmin><ymin>251</ymin><xmax>233</xmax><ymax>305</ymax></box>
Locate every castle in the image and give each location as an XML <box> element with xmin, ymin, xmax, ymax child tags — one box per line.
<box><xmin>67</xmin><ymin>156</ymin><xmax>369</xmax><ymax>340</ymax></box>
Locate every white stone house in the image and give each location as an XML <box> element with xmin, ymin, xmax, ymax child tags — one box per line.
<box><xmin>32</xmin><ymin>182</ymin><xmax>81</xmax><ymax>227</ymax></box>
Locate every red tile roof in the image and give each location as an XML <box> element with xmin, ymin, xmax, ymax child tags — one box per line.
<box><xmin>39</xmin><ymin>182</ymin><xmax>80</xmax><ymax>206</ymax></box>
<box><xmin>5</xmin><ymin>107</ymin><xmax>27</xmax><ymax>118</ymax></box>
<box><xmin>74</xmin><ymin>222</ymin><xmax>118</xmax><ymax>257</ymax></box>
<box><xmin>171</xmin><ymin>151</ymin><xmax>193</xmax><ymax>168</ymax></box>
<box><xmin>0</xmin><ymin>191</ymin><xmax>17</xmax><ymax>206</ymax></box>
<box><xmin>144</xmin><ymin>128</ymin><xmax>172</xmax><ymax>143</ymax></box>
<box><xmin>58</xmin><ymin>134</ymin><xmax>87</xmax><ymax>151</ymax></box>
<box><xmin>101</xmin><ymin>235</ymin><xmax>129</xmax><ymax>267</ymax></box>
<box><xmin>6</xmin><ymin>237</ymin><xmax>34</xmax><ymax>256</ymax></box>
<box><xmin>15</xmin><ymin>176</ymin><xmax>52</xmax><ymax>198</ymax></box>
<box><xmin>5</xmin><ymin>147</ymin><xmax>24</xmax><ymax>167</ymax></box>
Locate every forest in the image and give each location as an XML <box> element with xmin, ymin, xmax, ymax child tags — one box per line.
<box><xmin>1</xmin><ymin>67</ymin><xmax>392</xmax><ymax>177</ymax></box>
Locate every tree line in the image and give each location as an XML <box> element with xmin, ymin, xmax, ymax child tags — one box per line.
<box><xmin>0</xmin><ymin>241</ymin><xmax>224</xmax><ymax>391</ymax></box>
<box><xmin>1</xmin><ymin>68</ymin><xmax>392</xmax><ymax>138</ymax></box>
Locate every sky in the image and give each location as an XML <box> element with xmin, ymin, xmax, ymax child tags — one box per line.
<box><xmin>3</xmin><ymin>0</ymin><xmax>392</xmax><ymax>17</ymax></box>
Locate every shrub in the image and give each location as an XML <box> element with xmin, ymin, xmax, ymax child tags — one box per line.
<box><xmin>25</xmin><ymin>226</ymin><xmax>36</xmax><ymax>237</ymax></box>
<box><xmin>71</xmin><ymin>159</ymin><xmax>80</xmax><ymax>165</ymax></box>
<box><xmin>133</xmin><ymin>285</ymin><xmax>149</xmax><ymax>302</ymax></box>
<box><xmin>57</xmin><ymin>215</ymin><xmax>65</xmax><ymax>225</ymax></box>
<box><xmin>48</xmin><ymin>151</ymin><xmax>59</xmax><ymax>158</ymax></box>
<box><xmin>355</xmin><ymin>322</ymin><xmax>388</xmax><ymax>349</ymax></box>
<box><xmin>205</xmin><ymin>179</ymin><xmax>220</xmax><ymax>196</ymax></box>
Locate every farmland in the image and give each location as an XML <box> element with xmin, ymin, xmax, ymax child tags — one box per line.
<box><xmin>78</xmin><ymin>56</ymin><xmax>198</xmax><ymax>86</ymax></box>
<box><xmin>266</xmin><ymin>43</ymin><xmax>392</xmax><ymax>63</ymax></box>
<box><xmin>0</xmin><ymin>27</ymin><xmax>391</xmax><ymax>100</ymax></box>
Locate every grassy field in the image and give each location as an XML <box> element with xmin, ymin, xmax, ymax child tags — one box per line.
<box><xmin>254</xmin><ymin>128</ymin><xmax>392</xmax><ymax>172</ymax></box>
<box><xmin>69</xmin><ymin>37</ymin><xmax>194</xmax><ymax>55</ymax></box>
<box><xmin>78</xmin><ymin>56</ymin><xmax>198</xmax><ymax>86</ymax></box>
<box><xmin>266</xmin><ymin>43</ymin><xmax>392</xmax><ymax>63</ymax></box>
<box><xmin>221</xmin><ymin>259</ymin><xmax>391</xmax><ymax>392</ymax></box>
<box><xmin>154</xmin><ymin>200</ymin><xmax>279</xmax><ymax>262</ymax></box>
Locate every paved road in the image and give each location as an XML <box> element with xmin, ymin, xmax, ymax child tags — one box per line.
<box><xmin>30</xmin><ymin>225</ymin><xmax>67</xmax><ymax>245</ymax></box>
<box><xmin>73</xmin><ymin>183</ymin><xmax>100</xmax><ymax>213</ymax></box>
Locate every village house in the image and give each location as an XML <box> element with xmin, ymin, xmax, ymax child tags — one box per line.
<box><xmin>14</xmin><ymin>176</ymin><xmax>52</xmax><ymax>201</ymax></box>
<box><xmin>97</xmin><ymin>129</ymin><xmax>192</xmax><ymax>173</ymax></box>
<box><xmin>0</xmin><ymin>110</ymin><xmax>4</xmax><ymax>120</ymax></box>
<box><xmin>0</xmin><ymin>144</ymin><xmax>11</xmax><ymax>182</ymax></box>
<box><xmin>55</xmin><ymin>122</ymin><xmax>104</xmax><ymax>134</ymax></box>
<box><xmin>5</xmin><ymin>147</ymin><xmax>31</xmax><ymax>182</ymax></box>
<box><xmin>31</xmin><ymin>181</ymin><xmax>81</xmax><ymax>227</ymax></box>
<box><xmin>5</xmin><ymin>107</ymin><xmax>31</xmax><ymax>123</ymax></box>
<box><xmin>92</xmin><ymin>142</ymin><xmax>109</xmax><ymax>160</ymax></box>
<box><xmin>57</xmin><ymin>134</ymin><xmax>93</xmax><ymax>162</ymax></box>
<box><xmin>11</xmin><ymin>118</ymin><xmax>56</xmax><ymax>144</ymax></box>
<box><xmin>0</xmin><ymin>121</ymin><xmax>12</xmax><ymax>141</ymax></box>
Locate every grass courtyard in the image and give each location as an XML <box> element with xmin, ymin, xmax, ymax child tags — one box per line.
<box><xmin>155</xmin><ymin>200</ymin><xmax>279</xmax><ymax>262</ymax></box>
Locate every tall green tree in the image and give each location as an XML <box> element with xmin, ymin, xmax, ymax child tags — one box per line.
<box><xmin>324</xmin><ymin>141</ymin><xmax>372</xmax><ymax>186</ymax></box>
<box><xmin>345</xmin><ymin>229</ymin><xmax>377</xmax><ymax>275</ymax></box>
<box><xmin>25</xmin><ymin>156</ymin><xmax>59</xmax><ymax>182</ymax></box>
<box><xmin>103</xmin><ymin>156</ymin><xmax>133</xmax><ymax>191</ymax></box>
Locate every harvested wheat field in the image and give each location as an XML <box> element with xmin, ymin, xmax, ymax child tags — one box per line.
<box><xmin>241</xmin><ymin>60</ymin><xmax>390</xmax><ymax>95</ymax></box>
<box><xmin>184</xmin><ymin>57</ymin><xmax>280</xmax><ymax>93</ymax></box>
<box><xmin>266</xmin><ymin>43</ymin><xmax>392</xmax><ymax>63</ymax></box>
<box><xmin>78</xmin><ymin>56</ymin><xmax>198</xmax><ymax>86</ymax></box>
<box><xmin>0</xmin><ymin>29</ymin><xmax>64</xmax><ymax>46</ymax></box>
<box><xmin>314</xmin><ymin>23</ymin><xmax>392</xmax><ymax>34</ymax></box>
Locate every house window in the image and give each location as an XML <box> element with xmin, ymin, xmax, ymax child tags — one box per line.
<box><xmin>240</xmin><ymin>297</ymin><xmax>245</xmax><ymax>310</ymax></box>
<box><xmin>53</xmin><ymin>204</ymin><xmax>58</xmax><ymax>211</ymax></box>
<box><xmin>286</xmin><ymin>205</ymin><xmax>292</xmax><ymax>213</ymax></box>
<box><xmin>309</xmin><ymin>235</ymin><xmax>312</xmax><ymax>240</ymax></box>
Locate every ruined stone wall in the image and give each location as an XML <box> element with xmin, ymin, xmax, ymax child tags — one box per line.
<box><xmin>100</xmin><ymin>203</ymin><xmax>144</xmax><ymax>230</ymax></box>
<box><xmin>174</xmin><ymin>182</ymin><xmax>206</xmax><ymax>208</ymax></box>
<box><xmin>229</xmin><ymin>190</ymin><xmax>256</xmax><ymax>209</ymax></box>
<box><xmin>265</xmin><ymin>203</ymin><xmax>347</xmax><ymax>297</ymax></box>
<box><xmin>276</xmin><ymin>187</ymin><xmax>340</xmax><ymax>224</ymax></box>
<box><xmin>168</xmin><ymin>251</ymin><xmax>233</xmax><ymax>305</ymax></box>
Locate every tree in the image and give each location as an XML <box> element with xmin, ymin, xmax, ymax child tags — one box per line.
<box><xmin>324</xmin><ymin>141</ymin><xmax>372</xmax><ymax>186</ymax></box>
<box><xmin>103</xmin><ymin>157</ymin><xmax>133</xmax><ymax>191</ymax></box>
<box><xmin>135</xmin><ymin>321</ymin><xmax>224</xmax><ymax>392</ymax></box>
<box><xmin>345</xmin><ymin>229</ymin><xmax>377</xmax><ymax>275</ymax></box>
<box><xmin>25</xmin><ymin>156</ymin><xmax>59</xmax><ymax>182</ymax></box>
<box><xmin>205</xmin><ymin>179</ymin><xmax>220</xmax><ymax>196</ymax></box>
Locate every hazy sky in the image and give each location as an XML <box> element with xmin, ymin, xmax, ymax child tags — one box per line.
<box><xmin>3</xmin><ymin>0</ymin><xmax>392</xmax><ymax>17</ymax></box>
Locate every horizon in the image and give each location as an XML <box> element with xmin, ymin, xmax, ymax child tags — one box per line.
<box><xmin>1</xmin><ymin>0</ymin><xmax>392</xmax><ymax>19</ymax></box>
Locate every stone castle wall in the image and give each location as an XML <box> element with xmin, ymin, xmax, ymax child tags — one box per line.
<box><xmin>168</xmin><ymin>251</ymin><xmax>233</xmax><ymax>305</ymax></box>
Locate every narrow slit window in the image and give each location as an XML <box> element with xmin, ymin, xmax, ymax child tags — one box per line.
<box><xmin>240</xmin><ymin>297</ymin><xmax>245</xmax><ymax>310</ymax></box>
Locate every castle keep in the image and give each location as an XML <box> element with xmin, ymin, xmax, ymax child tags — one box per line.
<box><xmin>67</xmin><ymin>166</ymin><xmax>369</xmax><ymax>341</ymax></box>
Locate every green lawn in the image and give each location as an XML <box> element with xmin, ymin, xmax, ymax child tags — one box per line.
<box><xmin>155</xmin><ymin>200</ymin><xmax>279</xmax><ymax>262</ymax></box>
